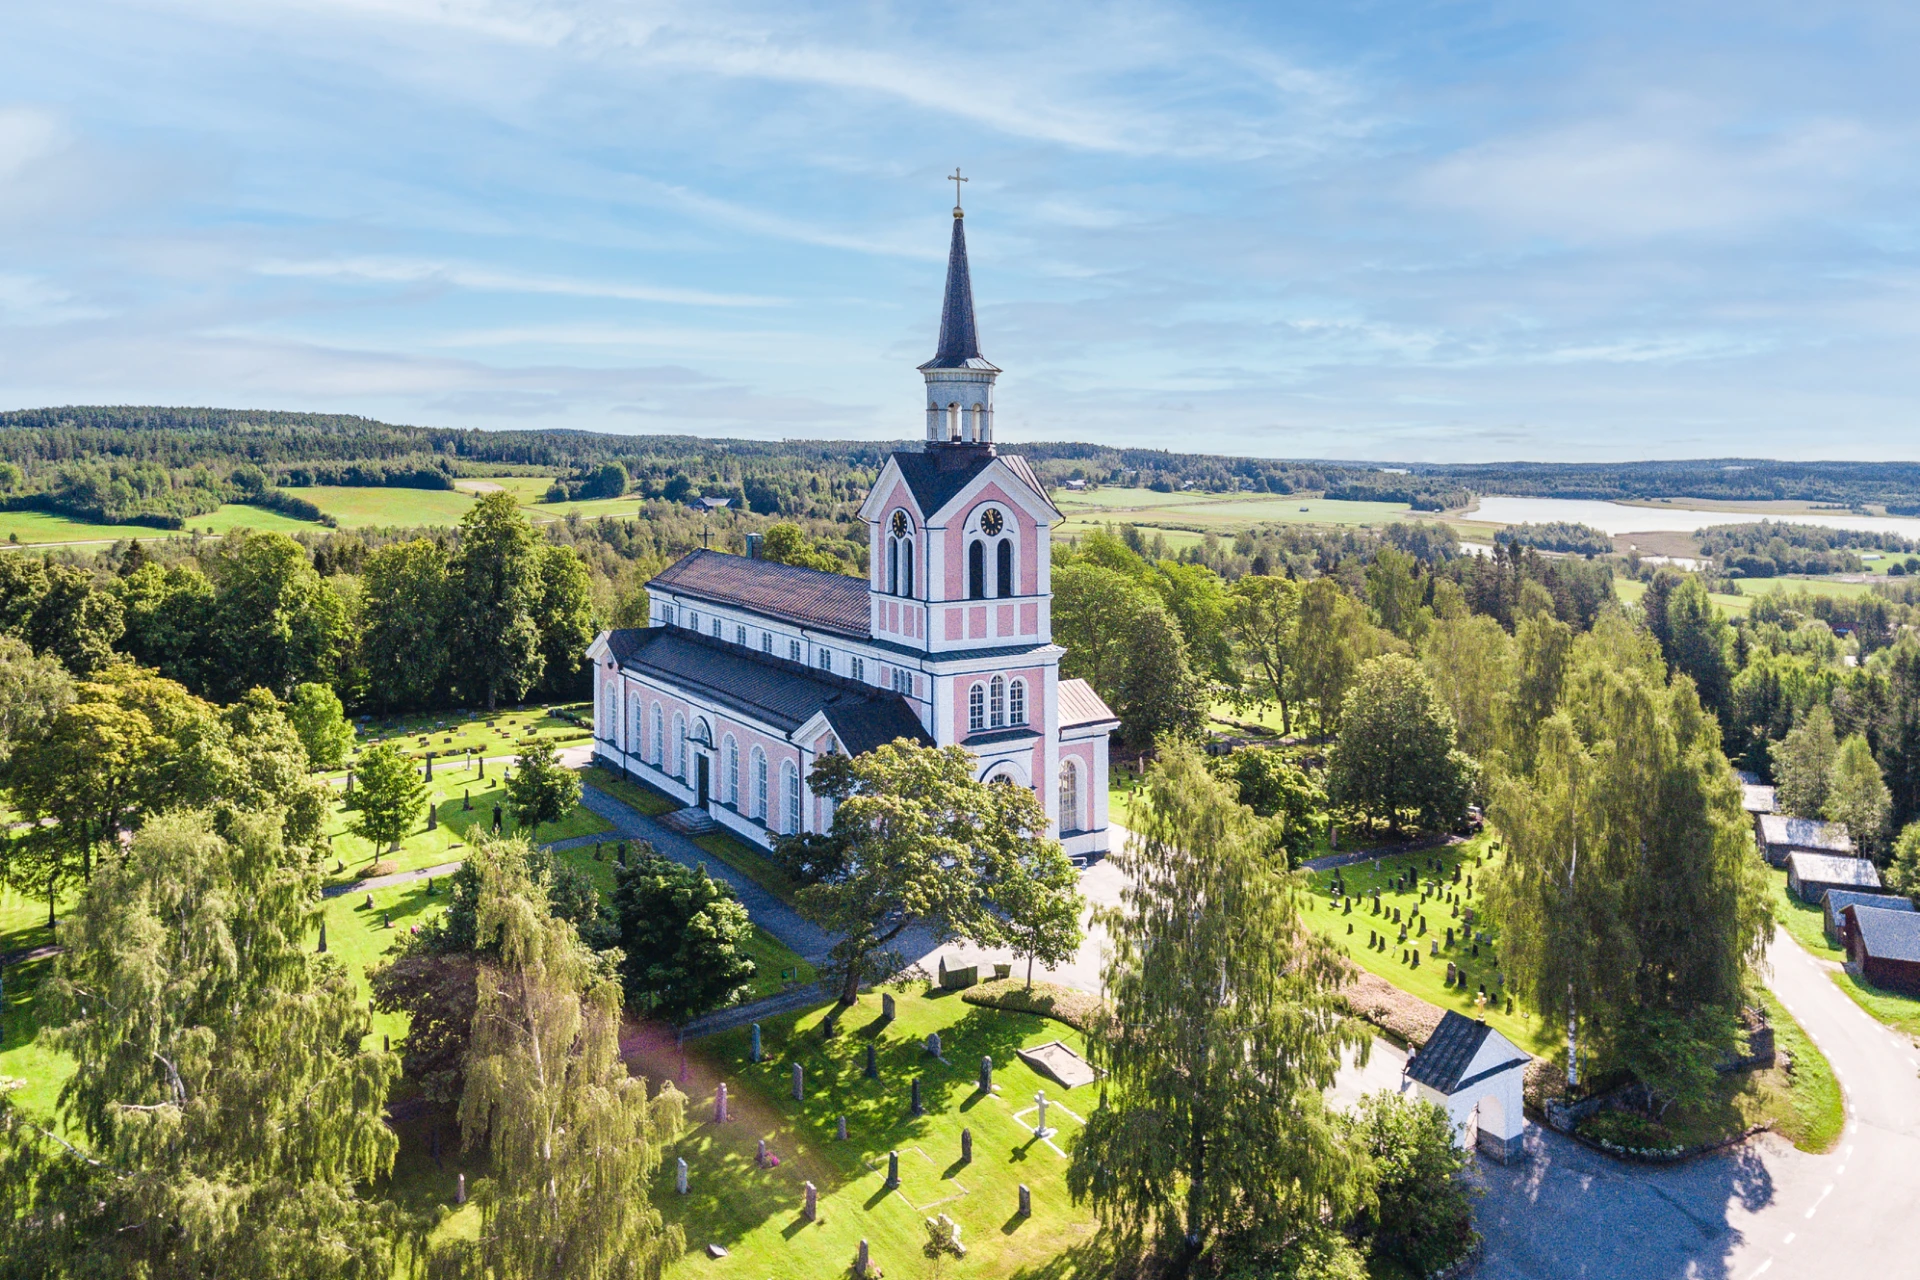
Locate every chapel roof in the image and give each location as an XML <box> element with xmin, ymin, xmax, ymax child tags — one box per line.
<box><xmin>1405</xmin><ymin>1010</ymin><xmax>1526</xmax><ymax>1095</ymax></box>
<box><xmin>649</xmin><ymin>549</ymin><xmax>870</xmax><ymax>639</ymax></box>
<box><xmin>607</xmin><ymin>626</ymin><xmax>930</xmax><ymax>750</ymax></box>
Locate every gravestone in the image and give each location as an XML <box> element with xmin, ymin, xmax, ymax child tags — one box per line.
<box><xmin>823</xmin><ymin>1012</ymin><xmax>838</xmax><ymax>1039</ymax></box>
<box><xmin>317</xmin><ymin>921</ymin><xmax>327</xmax><ymax>953</ymax></box>
<box><xmin>714</xmin><ymin>1082</ymin><xmax>728</xmax><ymax>1123</ymax></box>
<box><xmin>857</xmin><ymin>1240</ymin><xmax>870</xmax><ymax>1278</ymax></box>
<box><xmin>364</xmin><ymin>893</ymin><xmax>374</xmax><ymax>909</ymax></box>
<box><xmin>457</xmin><ymin>1172</ymin><xmax>466</xmax><ymax>1205</ymax></box>
<box><xmin>382</xmin><ymin>913</ymin><xmax>390</xmax><ymax>929</ymax></box>
<box><xmin>803</xmin><ymin>1180</ymin><xmax>817</xmax><ymax>1221</ymax></box>
<box><xmin>750</xmin><ymin>1024</ymin><xmax>762</xmax><ymax>1063</ymax></box>
<box><xmin>427</xmin><ymin>805</ymin><xmax>437</xmax><ymax>831</ymax></box>
<box><xmin>425</xmin><ymin>754</ymin><xmax>433</xmax><ymax>781</ymax></box>
<box><xmin>911</xmin><ymin>1077</ymin><xmax>923</xmax><ymax>1116</ymax></box>
<box><xmin>676</xmin><ymin>1158</ymin><xmax>688</xmax><ymax>1195</ymax></box>
<box><xmin>926</xmin><ymin>1032</ymin><xmax>941</xmax><ymax>1058</ymax></box>
<box><xmin>757</xmin><ymin>1138</ymin><xmax>768</xmax><ymax>1167</ymax></box>
<box><xmin>886</xmin><ymin>1150</ymin><xmax>900</xmax><ymax>1188</ymax></box>
<box><xmin>961</xmin><ymin>1127</ymin><xmax>972</xmax><ymax>1162</ymax></box>
<box><xmin>1018</xmin><ymin>1184</ymin><xmax>1031</xmax><ymax>1216</ymax></box>
<box><xmin>1429</xmin><ymin>939</ymin><xmax>1439</xmax><ymax>956</ymax></box>
<box><xmin>346</xmin><ymin>769</ymin><xmax>354</xmax><ymax>794</ymax></box>
<box><xmin>837</xmin><ymin>1114</ymin><xmax>848</xmax><ymax>1141</ymax></box>
<box><xmin>865</xmin><ymin>1043</ymin><xmax>878</xmax><ymax>1079</ymax></box>
<box><xmin>881</xmin><ymin>993</ymin><xmax>896</xmax><ymax>1022</ymax></box>
<box><xmin>1034</xmin><ymin>1090</ymin><xmax>1051</xmax><ymax>1139</ymax></box>
<box><xmin>792</xmin><ymin>1063</ymin><xmax>804</xmax><ymax>1101</ymax></box>
<box><xmin>491</xmin><ymin>804</ymin><xmax>502</xmax><ymax>833</ymax></box>
<box><xmin>980</xmin><ymin>1055</ymin><xmax>993</xmax><ymax>1092</ymax></box>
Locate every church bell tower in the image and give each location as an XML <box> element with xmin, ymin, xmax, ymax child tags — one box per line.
<box><xmin>919</xmin><ymin>169</ymin><xmax>1000</xmax><ymax>449</ymax></box>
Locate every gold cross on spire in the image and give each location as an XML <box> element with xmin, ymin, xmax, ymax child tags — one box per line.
<box><xmin>949</xmin><ymin>167</ymin><xmax>968</xmax><ymax>211</ymax></box>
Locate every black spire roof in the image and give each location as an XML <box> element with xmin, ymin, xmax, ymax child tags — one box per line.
<box><xmin>919</xmin><ymin>210</ymin><xmax>998</xmax><ymax>372</ymax></box>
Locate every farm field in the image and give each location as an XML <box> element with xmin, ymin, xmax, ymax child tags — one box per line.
<box><xmin>1053</xmin><ymin>486</ymin><xmax>1421</xmax><ymax>530</ymax></box>
<box><xmin>0</xmin><ymin>502</ymin><xmax>317</xmax><ymax>548</ymax></box>
<box><xmin>283</xmin><ymin>484</ymin><xmax>482</xmax><ymax>527</ymax></box>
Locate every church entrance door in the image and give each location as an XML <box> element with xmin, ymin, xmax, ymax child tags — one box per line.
<box><xmin>696</xmin><ymin>753</ymin><xmax>710</xmax><ymax>808</ymax></box>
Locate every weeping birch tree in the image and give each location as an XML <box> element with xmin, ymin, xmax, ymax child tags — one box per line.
<box><xmin>435</xmin><ymin>834</ymin><xmax>685</xmax><ymax>1280</ymax></box>
<box><xmin>1068</xmin><ymin>744</ymin><xmax>1371</xmax><ymax>1269</ymax></box>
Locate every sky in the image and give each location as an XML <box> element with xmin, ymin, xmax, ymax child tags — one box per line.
<box><xmin>2</xmin><ymin>1</ymin><xmax>1918</xmax><ymax>463</ymax></box>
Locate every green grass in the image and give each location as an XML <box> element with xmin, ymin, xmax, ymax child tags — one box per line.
<box><xmin>1051</xmin><ymin>487</ymin><xmax>1426</xmax><ymax>542</ymax></box>
<box><xmin>0</xmin><ymin>502</ymin><xmax>320</xmax><ymax>548</ymax></box>
<box><xmin>339</xmin><ymin>704</ymin><xmax>592</xmax><ymax>773</ymax></box>
<box><xmin>585</xmin><ymin>769</ymin><xmax>679</xmax><ymax>817</ymax></box>
<box><xmin>647</xmin><ymin>987</ymin><xmax>1110</xmax><ymax>1280</ymax></box>
<box><xmin>1767</xmin><ymin>867</ymin><xmax>1844</xmax><ymax>961</ymax></box>
<box><xmin>1755</xmin><ymin>988</ymin><xmax>1845</xmax><ymax>1152</ymax></box>
<box><xmin>691</xmin><ymin>830</ymin><xmax>802</xmax><ymax>905</ymax></box>
<box><xmin>283</xmin><ymin>485</ymin><xmax>481</xmax><ymax>528</ymax></box>
<box><xmin>1826</xmin><ymin>969</ymin><xmax>1920</xmax><ymax>1039</ymax></box>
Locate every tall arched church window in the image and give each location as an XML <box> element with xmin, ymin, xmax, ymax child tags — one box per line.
<box><xmin>751</xmin><ymin>747</ymin><xmax>767</xmax><ymax>819</ymax></box>
<box><xmin>650</xmin><ymin>704</ymin><xmax>663</xmax><ymax>767</ymax></box>
<box><xmin>629</xmin><ymin>694</ymin><xmax>642</xmax><ymax>749</ymax></box>
<box><xmin>1010</xmin><ymin>679</ymin><xmax>1027</xmax><ymax>726</ymax></box>
<box><xmin>969</xmin><ymin>540</ymin><xmax>985</xmax><ymax>599</ymax></box>
<box><xmin>724</xmin><ymin>735</ymin><xmax>739</xmax><ymax>805</ymax></box>
<box><xmin>989</xmin><ymin>675</ymin><xmax>1006</xmax><ymax>728</ymax></box>
<box><xmin>673</xmin><ymin>713</ymin><xmax>686</xmax><ymax>780</ymax></box>
<box><xmin>888</xmin><ymin>510</ymin><xmax>916</xmax><ymax>597</ymax></box>
<box><xmin>968</xmin><ymin>683</ymin><xmax>985</xmax><ymax>732</ymax></box>
<box><xmin>1059</xmin><ymin>760</ymin><xmax>1080</xmax><ymax>833</ymax></box>
<box><xmin>997</xmin><ymin>538</ymin><xmax>1014</xmax><ymax>598</ymax></box>
<box><xmin>783</xmin><ymin>762</ymin><xmax>801</xmax><ymax>834</ymax></box>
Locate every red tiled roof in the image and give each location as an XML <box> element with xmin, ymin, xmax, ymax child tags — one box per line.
<box><xmin>650</xmin><ymin>549</ymin><xmax>870</xmax><ymax>638</ymax></box>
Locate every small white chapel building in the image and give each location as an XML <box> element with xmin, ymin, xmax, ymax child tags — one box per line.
<box><xmin>587</xmin><ymin>194</ymin><xmax>1118</xmax><ymax>862</ymax></box>
<box><xmin>1402</xmin><ymin>1010</ymin><xmax>1530</xmax><ymax>1163</ymax></box>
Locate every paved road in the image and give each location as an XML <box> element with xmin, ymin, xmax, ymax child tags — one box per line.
<box><xmin>1473</xmin><ymin>927</ymin><xmax>1920</xmax><ymax>1279</ymax></box>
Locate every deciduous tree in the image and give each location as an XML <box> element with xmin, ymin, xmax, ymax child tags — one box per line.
<box><xmin>349</xmin><ymin>740</ymin><xmax>427</xmax><ymax>854</ymax></box>
<box><xmin>287</xmin><ymin>680</ymin><xmax>355</xmax><ymax>769</ymax></box>
<box><xmin>1326</xmin><ymin>655</ymin><xmax>1476</xmax><ymax>833</ymax></box>
<box><xmin>1826</xmin><ymin>732</ymin><xmax>1892</xmax><ymax>858</ymax></box>
<box><xmin>610</xmin><ymin>848</ymin><xmax>757</xmax><ymax>1022</ymax></box>
<box><xmin>505</xmin><ymin>738</ymin><xmax>581</xmax><ymax>839</ymax></box>
<box><xmin>361</xmin><ymin>537</ymin><xmax>451</xmax><ymax>711</ymax></box>
<box><xmin>1772</xmin><ymin>703</ymin><xmax>1839</xmax><ymax>818</ymax></box>
<box><xmin>450</xmin><ymin>493</ymin><xmax>544</xmax><ymax>711</ymax></box>
<box><xmin>1227</xmin><ymin>573</ymin><xmax>1302</xmax><ymax>733</ymax></box>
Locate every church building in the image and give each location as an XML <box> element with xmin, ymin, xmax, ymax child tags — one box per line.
<box><xmin>588</xmin><ymin>194</ymin><xmax>1117</xmax><ymax>861</ymax></box>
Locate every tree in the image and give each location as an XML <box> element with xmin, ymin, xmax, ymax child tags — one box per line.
<box><xmin>1886</xmin><ymin>822</ymin><xmax>1920</xmax><ymax>903</ymax></box>
<box><xmin>1055</xmin><ymin>562</ymin><xmax>1207</xmax><ymax>748</ymax></box>
<box><xmin>505</xmin><ymin>738</ymin><xmax>581</xmax><ymax>839</ymax></box>
<box><xmin>1826</xmin><ymin>732</ymin><xmax>1893</xmax><ymax>859</ymax></box>
<box><xmin>1114</xmin><ymin>602</ymin><xmax>1208</xmax><ymax>747</ymax></box>
<box><xmin>0</xmin><ymin>635</ymin><xmax>71</xmax><ymax>764</ymax></box>
<box><xmin>205</xmin><ymin>530</ymin><xmax>350</xmax><ymax>700</ymax></box>
<box><xmin>1068</xmin><ymin>744</ymin><xmax>1369</xmax><ymax>1264</ymax></box>
<box><xmin>1366</xmin><ymin>546</ymin><xmax>1431</xmax><ymax>643</ymax></box>
<box><xmin>535</xmin><ymin>544</ymin><xmax>596</xmax><ymax>701</ymax></box>
<box><xmin>1420</xmin><ymin>613</ymin><xmax>1515</xmax><ymax>762</ymax></box>
<box><xmin>758</xmin><ymin>522</ymin><xmax>841</xmax><ymax>572</ymax></box>
<box><xmin>1772</xmin><ymin>704</ymin><xmax>1840</xmax><ymax>818</ymax></box>
<box><xmin>610</xmin><ymin>848</ymin><xmax>758</xmax><ymax>1022</ymax></box>
<box><xmin>580</xmin><ymin>460</ymin><xmax>628</xmax><ymax>500</ymax></box>
<box><xmin>287</xmin><ymin>680</ymin><xmax>354</xmax><ymax>769</ymax></box>
<box><xmin>349</xmin><ymin>740</ymin><xmax>427</xmax><ymax>854</ymax></box>
<box><xmin>1227</xmin><ymin>574</ymin><xmax>1302</xmax><ymax>733</ymax></box>
<box><xmin>1053</xmin><ymin>561</ymin><xmax>1152</xmax><ymax>699</ymax></box>
<box><xmin>0</xmin><ymin>556</ymin><xmax>125</xmax><ymax>676</ymax></box>
<box><xmin>1661</xmin><ymin>576</ymin><xmax>1736</xmax><ymax>720</ymax></box>
<box><xmin>361</xmin><ymin>538</ymin><xmax>451</xmax><ymax>711</ymax></box>
<box><xmin>993</xmin><ymin>836</ymin><xmax>1084</xmax><ymax>988</ymax></box>
<box><xmin>794</xmin><ymin>742</ymin><xmax>1041</xmax><ymax>1005</ymax></box>
<box><xmin>450</xmin><ymin>493</ymin><xmax>545</xmax><ymax>711</ymax></box>
<box><xmin>1505</xmin><ymin>610</ymin><xmax>1573</xmax><ymax>769</ymax></box>
<box><xmin>1325</xmin><ymin>655</ymin><xmax>1476</xmax><ymax>833</ymax></box>
<box><xmin>113</xmin><ymin>561</ymin><xmax>216</xmax><ymax>692</ymax></box>
<box><xmin>1293</xmin><ymin>577</ymin><xmax>1394</xmax><ymax>733</ymax></box>
<box><xmin>1206</xmin><ymin>747</ymin><xmax>1326</xmax><ymax>861</ymax></box>
<box><xmin>1487</xmin><ymin>624</ymin><xmax>1769</xmax><ymax>1096</ymax></box>
<box><xmin>7</xmin><ymin>809</ymin><xmax>405</xmax><ymax>1274</ymax></box>
<box><xmin>436</xmin><ymin>834</ymin><xmax>685</xmax><ymax>1280</ymax></box>
<box><xmin>1155</xmin><ymin>562</ymin><xmax>1233</xmax><ymax>683</ymax></box>
<box><xmin>1342</xmin><ymin>1093</ymin><xmax>1477</xmax><ymax>1275</ymax></box>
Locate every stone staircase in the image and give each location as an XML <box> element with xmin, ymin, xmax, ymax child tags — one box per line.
<box><xmin>658</xmin><ymin>806</ymin><xmax>720</xmax><ymax>836</ymax></box>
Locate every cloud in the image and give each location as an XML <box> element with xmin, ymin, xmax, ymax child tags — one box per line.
<box><xmin>254</xmin><ymin>256</ymin><xmax>785</xmax><ymax>306</ymax></box>
<box><xmin>0</xmin><ymin>106</ymin><xmax>63</xmax><ymax>179</ymax></box>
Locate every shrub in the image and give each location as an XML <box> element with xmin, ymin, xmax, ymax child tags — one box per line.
<box><xmin>960</xmin><ymin>978</ymin><xmax>1105</xmax><ymax>1032</ymax></box>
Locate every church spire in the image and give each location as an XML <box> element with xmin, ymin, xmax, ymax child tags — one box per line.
<box><xmin>919</xmin><ymin>173</ymin><xmax>999</xmax><ymax>449</ymax></box>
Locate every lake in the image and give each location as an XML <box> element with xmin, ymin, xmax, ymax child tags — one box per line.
<box><xmin>1469</xmin><ymin>496</ymin><xmax>1920</xmax><ymax>541</ymax></box>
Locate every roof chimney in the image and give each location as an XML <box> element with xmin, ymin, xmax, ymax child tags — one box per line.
<box><xmin>745</xmin><ymin>532</ymin><xmax>762</xmax><ymax>560</ymax></box>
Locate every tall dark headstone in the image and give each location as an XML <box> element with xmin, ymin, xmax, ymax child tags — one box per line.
<box><xmin>911</xmin><ymin>1077</ymin><xmax>923</xmax><ymax>1116</ymax></box>
<box><xmin>864</xmin><ymin>1042</ymin><xmax>877</xmax><ymax>1079</ymax></box>
<box><xmin>979</xmin><ymin>1055</ymin><xmax>993</xmax><ymax>1092</ymax></box>
<box><xmin>1018</xmin><ymin>1184</ymin><xmax>1031</xmax><ymax>1216</ymax></box>
<box><xmin>885</xmin><ymin>1150</ymin><xmax>899</xmax><ymax>1188</ymax></box>
<box><xmin>960</xmin><ymin>1128</ymin><xmax>972</xmax><ymax>1163</ymax></box>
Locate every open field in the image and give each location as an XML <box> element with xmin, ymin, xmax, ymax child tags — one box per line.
<box><xmin>284</xmin><ymin>484</ymin><xmax>482</xmax><ymax>527</ymax></box>
<box><xmin>0</xmin><ymin>502</ymin><xmax>319</xmax><ymax>548</ymax></box>
<box><xmin>1054</xmin><ymin>486</ymin><xmax>1420</xmax><ymax>533</ymax></box>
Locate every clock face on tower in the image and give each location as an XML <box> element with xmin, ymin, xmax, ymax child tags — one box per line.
<box><xmin>890</xmin><ymin>510</ymin><xmax>909</xmax><ymax>538</ymax></box>
<box><xmin>979</xmin><ymin>507</ymin><xmax>1004</xmax><ymax>536</ymax></box>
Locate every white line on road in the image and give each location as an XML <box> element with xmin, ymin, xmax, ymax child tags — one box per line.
<box><xmin>1748</xmin><ymin>1259</ymin><xmax>1772</xmax><ymax>1278</ymax></box>
<box><xmin>1806</xmin><ymin>1184</ymin><xmax>1834</xmax><ymax>1219</ymax></box>
<box><xmin>1783</xmin><ymin>1233</ymin><xmax>1796</xmax><ymax>1244</ymax></box>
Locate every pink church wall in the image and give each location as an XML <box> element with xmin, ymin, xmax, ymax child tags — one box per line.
<box><xmin>1058</xmin><ymin>739</ymin><xmax>1097</xmax><ymax>831</ymax></box>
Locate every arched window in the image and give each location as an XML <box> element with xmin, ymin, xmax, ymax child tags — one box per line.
<box><xmin>751</xmin><ymin>747</ymin><xmax>768</xmax><ymax>819</ymax></box>
<box><xmin>989</xmin><ymin>675</ymin><xmax>1006</xmax><ymax>728</ymax></box>
<box><xmin>997</xmin><ymin>538</ymin><xmax>1014</xmax><ymax>598</ymax></box>
<box><xmin>672</xmin><ymin>713</ymin><xmax>686</xmax><ymax>781</ymax></box>
<box><xmin>629</xmin><ymin>694</ymin><xmax>643</xmax><ymax>750</ymax></box>
<box><xmin>968</xmin><ymin>683</ymin><xmax>985</xmax><ymax>732</ymax></box>
<box><xmin>970</xmin><ymin>402</ymin><xmax>985</xmax><ymax>441</ymax></box>
<box><xmin>947</xmin><ymin>402</ymin><xmax>961</xmax><ymax>440</ymax></box>
<box><xmin>1059</xmin><ymin>760</ymin><xmax>1080</xmax><ymax>833</ymax></box>
<box><xmin>1009</xmin><ymin>679</ymin><xmax>1027</xmax><ymax>726</ymax></box>
<box><xmin>888</xmin><ymin>510</ymin><xmax>916</xmax><ymax>597</ymax></box>
<box><xmin>783</xmin><ymin>761</ymin><xmax>801</xmax><ymax>834</ymax></box>
<box><xmin>650</xmin><ymin>703</ymin><xmax>663</xmax><ymax>767</ymax></box>
<box><xmin>761</xmin><ymin>631</ymin><xmax>773</xmax><ymax>654</ymax></box>
<box><xmin>968</xmin><ymin>540</ymin><xmax>985</xmax><ymax>599</ymax></box>
<box><xmin>724</xmin><ymin>735</ymin><xmax>739</xmax><ymax>805</ymax></box>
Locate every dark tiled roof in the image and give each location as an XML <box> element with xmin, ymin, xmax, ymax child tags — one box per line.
<box><xmin>610</xmin><ymin>627</ymin><xmax>930</xmax><ymax>751</ymax></box>
<box><xmin>918</xmin><ymin>212</ymin><xmax>997</xmax><ymax>372</ymax></box>
<box><xmin>965</xmin><ymin>726</ymin><xmax>1042</xmax><ymax>748</ymax></box>
<box><xmin>650</xmin><ymin>550</ymin><xmax>869</xmax><ymax>639</ymax></box>
<box><xmin>1059</xmin><ymin>678</ymin><xmax>1118</xmax><ymax>730</ymax></box>
<box><xmin>1404</xmin><ymin>1010</ymin><xmax>1523</xmax><ymax>1094</ymax></box>
<box><xmin>1759</xmin><ymin>814</ymin><xmax>1853</xmax><ymax>853</ymax></box>
<box><xmin>889</xmin><ymin>448</ymin><xmax>1057</xmax><ymax>521</ymax></box>
<box><xmin>1788</xmin><ymin>852</ymin><xmax>1881</xmax><ymax>890</ymax></box>
<box><xmin>1824</xmin><ymin>890</ymin><xmax>1913</xmax><ymax>920</ymax></box>
<box><xmin>1849</xmin><ymin>905</ymin><xmax>1920</xmax><ymax>963</ymax></box>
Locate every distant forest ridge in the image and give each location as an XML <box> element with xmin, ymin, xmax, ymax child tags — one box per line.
<box><xmin>3</xmin><ymin>406</ymin><xmax>1920</xmax><ymax>513</ymax></box>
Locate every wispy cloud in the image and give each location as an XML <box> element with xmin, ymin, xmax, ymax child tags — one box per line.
<box><xmin>254</xmin><ymin>256</ymin><xmax>786</xmax><ymax>306</ymax></box>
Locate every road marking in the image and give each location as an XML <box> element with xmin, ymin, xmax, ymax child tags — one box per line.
<box><xmin>1806</xmin><ymin>1184</ymin><xmax>1834</xmax><ymax>1218</ymax></box>
<box><xmin>1783</xmin><ymin>1233</ymin><xmax>1796</xmax><ymax>1244</ymax></box>
<box><xmin>1748</xmin><ymin>1259</ymin><xmax>1772</xmax><ymax>1278</ymax></box>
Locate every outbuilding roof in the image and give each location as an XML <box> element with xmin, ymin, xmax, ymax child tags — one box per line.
<box><xmin>1824</xmin><ymin>889</ymin><xmax>1913</xmax><ymax>921</ymax></box>
<box><xmin>1742</xmin><ymin>783</ymin><xmax>1777</xmax><ymax>814</ymax></box>
<box><xmin>1405</xmin><ymin>1011</ymin><xmax>1527</xmax><ymax>1094</ymax></box>
<box><xmin>606</xmin><ymin>626</ymin><xmax>930</xmax><ymax>752</ymax></box>
<box><xmin>1787</xmin><ymin>851</ymin><xmax>1881</xmax><ymax>890</ymax></box>
<box><xmin>1759</xmin><ymin>814</ymin><xmax>1854</xmax><ymax>854</ymax></box>
<box><xmin>1847</xmin><ymin>904</ymin><xmax>1920</xmax><ymax>964</ymax></box>
<box><xmin>649</xmin><ymin>549</ymin><xmax>870</xmax><ymax>639</ymax></box>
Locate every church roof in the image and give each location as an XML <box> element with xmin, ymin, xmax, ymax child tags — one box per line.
<box><xmin>650</xmin><ymin>549</ymin><xmax>870</xmax><ymax>639</ymax></box>
<box><xmin>1405</xmin><ymin>1011</ymin><xmax>1527</xmax><ymax>1094</ymax></box>
<box><xmin>607</xmin><ymin>626</ymin><xmax>931</xmax><ymax>752</ymax></box>
<box><xmin>1059</xmin><ymin>678</ymin><xmax>1118</xmax><ymax>730</ymax></box>
<box><xmin>919</xmin><ymin>210</ymin><xmax>998</xmax><ymax>373</ymax></box>
<box><xmin>889</xmin><ymin>448</ymin><xmax>1057</xmax><ymax>520</ymax></box>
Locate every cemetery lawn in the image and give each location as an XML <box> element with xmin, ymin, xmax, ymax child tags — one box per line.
<box><xmin>649</xmin><ymin>987</ymin><xmax>1110</xmax><ymax>1280</ymax></box>
<box><xmin>1301</xmin><ymin>842</ymin><xmax>1847</xmax><ymax>1154</ymax></box>
<box><xmin>342</xmin><ymin>703</ymin><xmax>591</xmax><ymax>771</ymax></box>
